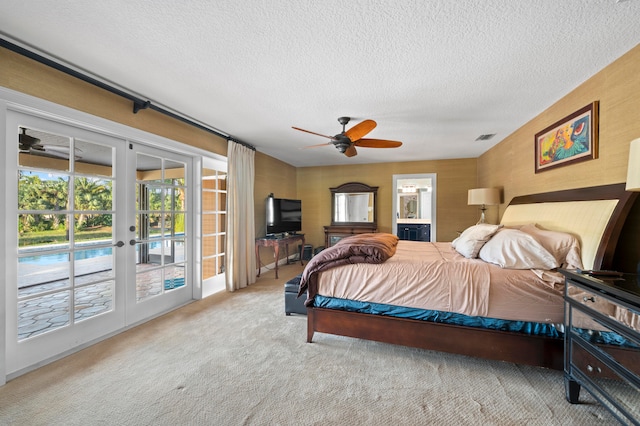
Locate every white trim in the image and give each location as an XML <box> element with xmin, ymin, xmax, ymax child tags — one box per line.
<box><xmin>193</xmin><ymin>156</ymin><xmax>204</xmax><ymax>299</ymax></box>
<box><xmin>0</xmin><ymin>98</ymin><xmax>8</xmax><ymax>386</ymax></box>
<box><xmin>392</xmin><ymin>173</ymin><xmax>437</xmax><ymax>241</ymax></box>
<box><xmin>0</xmin><ymin>86</ymin><xmax>227</xmax><ymax>383</ymax></box>
<box><xmin>0</xmin><ymin>87</ymin><xmax>227</xmax><ymax>163</ymax></box>
<box><xmin>200</xmin><ymin>156</ymin><xmax>228</xmax><ymax>298</ymax></box>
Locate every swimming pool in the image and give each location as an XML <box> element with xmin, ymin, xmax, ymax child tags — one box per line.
<box><xmin>19</xmin><ymin>241</ymin><xmax>163</xmax><ymax>265</ymax></box>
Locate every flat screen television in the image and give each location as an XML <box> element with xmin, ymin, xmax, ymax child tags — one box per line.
<box><xmin>266</xmin><ymin>197</ymin><xmax>302</xmax><ymax>236</ymax></box>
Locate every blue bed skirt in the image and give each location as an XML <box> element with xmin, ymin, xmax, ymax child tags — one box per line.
<box><xmin>313</xmin><ymin>296</ymin><xmax>640</xmax><ymax>348</ymax></box>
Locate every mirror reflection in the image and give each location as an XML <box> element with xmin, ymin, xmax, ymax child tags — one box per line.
<box><xmin>330</xmin><ymin>182</ymin><xmax>377</xmax><ymax>225</ymax></box>
<box><xmin>334</xmin><ymin>192</ymin><xmax>374</xmax><ymax>223</ymax></box>
<box><xmin>396</xmin><ymin>178</ymin><xmax>432</xmax><ymax>222</ymax></box>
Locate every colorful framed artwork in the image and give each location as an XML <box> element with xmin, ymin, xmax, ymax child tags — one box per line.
<box><xmin>534</xmin><ymin>101</ymin><xmax>599</xmax><ymax>173</ymax></box>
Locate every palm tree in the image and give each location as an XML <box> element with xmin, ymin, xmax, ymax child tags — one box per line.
<box><xmin>18</xmin><ymin>172</ymin><xmax>71</xmax><ymax>235</ymax></box>
<box><xmin>73</xmin><ymin>177</ymin><xmax>110</xmax><ymax>229</ymax></box>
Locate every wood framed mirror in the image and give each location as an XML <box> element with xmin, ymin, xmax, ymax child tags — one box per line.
<box><xmin>330</xmin><ymin>182</ymin><xmax>378</xmax><ymax>226</ymax></box>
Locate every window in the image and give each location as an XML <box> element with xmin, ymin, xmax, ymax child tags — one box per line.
<box><xmin>202</xmin><ymin>165</ymin><xmax>227</xmax><ymax>294</ymax></box>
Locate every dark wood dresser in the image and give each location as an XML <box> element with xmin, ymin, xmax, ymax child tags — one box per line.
<box><xmin>560</xmin><ymin>269</ymin><xmax>640</xmax><ymax>424</ymax></box>
<box><xmin>323</xmin><ymin>224</ymin><xmax>376</xmax><ymax>248</ymax></box>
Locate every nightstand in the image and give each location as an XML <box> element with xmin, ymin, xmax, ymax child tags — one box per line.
<box><xmin>560</xmin><ymin>269</ymin><xmax>640</xmax><ymax>424</ymax></box>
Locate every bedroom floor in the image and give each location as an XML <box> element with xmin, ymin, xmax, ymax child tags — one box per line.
<box><xmin>0</xmin><ymin>260</ymin><xmax>615</xmax><ymax>425</ymax></box>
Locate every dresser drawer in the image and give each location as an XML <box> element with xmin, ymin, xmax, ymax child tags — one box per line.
<box><xmin>567</xmin><ymin>283</ymin><xmax>640</xmax><ymax>334</ymax></box>
<box><xmin>570</xmin><ymin>340</ymin><xmax>640</xmax><ymax>420</ymax></box>
<box><xmin>562</xmin><ymin>270</ymin><xmax>640</xmax><ymax>424</ymax></box>
<box><xmin>569</xmin><ymin>317</ymin><xmax>640</xmax><ymax>377</ymax></box>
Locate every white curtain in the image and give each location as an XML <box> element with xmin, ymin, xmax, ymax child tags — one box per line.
<box><xmin>225</xmin><ymin>140</ymin><xmax>256</xmax><ymax>292</ymax></box>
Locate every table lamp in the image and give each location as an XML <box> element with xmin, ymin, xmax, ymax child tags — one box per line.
<box><xmin>468</xmin><ymin>188</ymin><xmax>500</xmax><ymax>224</ymax></box>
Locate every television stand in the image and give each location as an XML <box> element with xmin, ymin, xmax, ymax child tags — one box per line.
<box><xmin>255</xmin><ymin>234</ymin><xmax>305</xmax><ymax>279</ymax></box>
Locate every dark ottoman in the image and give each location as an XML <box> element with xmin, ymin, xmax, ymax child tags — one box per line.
<box><xmin>284</xmin><ymin>274</ymin><xmax>307</xmax><ymax>315</ymax></box>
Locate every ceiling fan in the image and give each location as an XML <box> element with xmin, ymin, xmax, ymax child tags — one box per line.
<box><xmin>293</xmin><ymin>117</ymin><xmax>402</xmax><ymax>157</ymax></box>
<box><xmin>19</xmin><ymin>128</ymin><xmax>82</xmax><ymax>159</ymax></box>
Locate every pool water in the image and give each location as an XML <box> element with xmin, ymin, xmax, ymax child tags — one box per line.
<box><xmin>19</xmin><ymin>241</ymin><xmax>163</xmax><ymax>265</ymax></box>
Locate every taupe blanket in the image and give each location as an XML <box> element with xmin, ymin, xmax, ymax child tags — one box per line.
<box><xmin>298</xmin><ymin>233</ymin><xmax>399</xmax><ymax>304</ymax></box>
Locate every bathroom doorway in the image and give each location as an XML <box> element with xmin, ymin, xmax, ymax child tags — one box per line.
<box><xmin>392</xmin><ymin>174</ymin><xmax>436</xmax><ymax>241</ymax></box>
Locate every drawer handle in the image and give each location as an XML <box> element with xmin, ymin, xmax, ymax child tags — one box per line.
<box><xmin>582</xmin><ymin>296</ymin><xmax>596</xmax><ymax>303</ymax></box>
<box><xmin>586</xmin><ymin>365</ymin><xmax>602</xmax><ymax>374</ymax></box>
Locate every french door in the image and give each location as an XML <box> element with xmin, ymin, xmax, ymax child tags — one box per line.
<box><xmin>6</xmin><ymin>111</ymin><xmax>193</xmax><ymax>376</ymax></box>
<box><xmin>126</xmin><ymin>143</ymin><xmax>192</xmax><ymax>325</ymax></box>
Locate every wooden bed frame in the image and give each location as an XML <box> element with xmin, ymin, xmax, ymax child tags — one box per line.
<box><xmin>306</xmin><ymin>183</ymin><xmax>638</xmax><ymax>370</ymax></box>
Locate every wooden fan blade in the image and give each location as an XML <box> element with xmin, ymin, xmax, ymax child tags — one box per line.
<box><xmin>344</xmin><ymin>145</ymin><xmax>358</xmax><ymax>157</ymax></box>
<box><xmin>301</xmin><ymin>142</ymin><xmax>332</xmax><ymax>149</ymax></box>
<box><xmin>292</xmin><ymin>126</ymin><xmax>337</xmax><ymax>140</ymax></box>
<box><xmin>354</xmin><ymin>138</ymin><xmax>402</xmax><ymax>148</ymax></box>
<box><xmin>345</xmin><ymin>119</ymin><xmax>376</xmax><ymax>142</ymax></box>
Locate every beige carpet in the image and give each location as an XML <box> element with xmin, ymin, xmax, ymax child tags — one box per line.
<box><xmin>0</xmin><ymin>264</ymin><xmax>616</xmax><ymax>425</ymax></box>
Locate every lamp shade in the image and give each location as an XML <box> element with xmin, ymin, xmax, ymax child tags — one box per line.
<box><xmin>626</xmin><ymin>138</ymin><xmax>640</xmax><ymax>192</ymax></box>
<box><xmin>468</xmin><ymin>188</ymin><xmax>500</xmax><ymax>206</ymax></box>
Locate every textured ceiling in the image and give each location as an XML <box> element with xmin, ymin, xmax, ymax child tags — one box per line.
<box><xmin>1</xmin><ymin>1</ymin><xmax>639</xmax><ymax>167</ymax></box>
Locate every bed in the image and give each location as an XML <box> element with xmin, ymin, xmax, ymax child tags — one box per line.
<box><xmin>300</xmin><ymin>183</ymin><xmax>638</xmax><ymax>370</ymax></box>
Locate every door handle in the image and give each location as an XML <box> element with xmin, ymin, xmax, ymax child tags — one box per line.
<box><xmin>130</xmin><ymin>239</ymin><xmax>138</xmax><ymax>246</ymax></box>
<box><xmin>113</xmin><ymin>241</ymin><xmax>125</xmax><ymax>248</ymax></box>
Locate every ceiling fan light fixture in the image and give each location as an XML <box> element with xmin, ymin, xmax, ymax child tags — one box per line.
<box><xmin>293</xmin><ymin>117</ymin><xmax>402</xmax><ymax>158</ymax></box>
<box><xmin>335</xmin><ymin>141</ymin><xmax>351</xmax><ymax>153</ymax></box>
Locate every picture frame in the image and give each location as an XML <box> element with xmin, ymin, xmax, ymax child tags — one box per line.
<box><xmin>534</xmin><ymin>101</ymin><xmax>599</xmax><ymax>173</ymax></box>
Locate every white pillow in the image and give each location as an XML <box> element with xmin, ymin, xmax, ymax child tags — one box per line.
<box><xmin>451</xmin><ymin>224</ymin><xmax>503</xmax><ymax>258</ymax></box>
<box><xmin>478</xmin><ymin>228</ymin><xmax>558</xmax><ymax>270</ymax></box>
<box><xmin>518</xmin><ymin>223</ymin><xmax>583</xmax><ymax>270</ymax></box>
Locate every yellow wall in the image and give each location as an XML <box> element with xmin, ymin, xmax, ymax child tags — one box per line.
<box><xmin>0</xmin><ymin>47</ymin><xmax>229</xmax><ymax>155</ymax></box>
<box><xmin>1</xmin><ymin>46</ymin><xmax>298</xmax><ymax>247</ymax></box>
<box><xmin>4</xmin><ymin>42</ymin><xmax>639</xmax><ymax>251</ymax></box>
<box><xmin>1</xmin><ymin>45</ymin><xmax>299</xmax><ymax>269</ymax></box>
<box><xmin>254</xmin><ymin>151</ymin><xmax>298</xmax><ymax>236</ymax></box>
<box><xmin>478</xmin><ymin>43</ymin><xmax>640</xmax><ymax>214</ymax></box>
<box><xmin>254</xmin><ymin>152</ymin><xmax>298</xmax><ymax>263</ymax></box>
<box><xmin>296</xmin><ymin>158</ymin><xmax>478</xmax><ymax>247</ymax></box>
<box><xmin>296</xmin><ymin>44</ymin><xmax>640</xmax><ymax>249</ymax></box>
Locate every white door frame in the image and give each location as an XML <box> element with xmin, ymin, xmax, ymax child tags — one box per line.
<box><xmin>5</xmin><ymin>110</ymin><xmax>130</xmax><ymax>376</ymax></box>
<box><xmin>125</xmin><ymin>143</ymin><xmax>194</xmax><ymax>326</ymax></box>
<box><xmin>392</xmin><ymin>173</ymin><xmax>437</xmax><ymax>242</ymax></box>
<box><xmin>0</xmin><ymin>87</ymin><xmax>226</xmax><ymax>384</ymax></box>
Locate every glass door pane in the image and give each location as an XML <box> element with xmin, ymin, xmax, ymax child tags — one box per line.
<box><xmin>135</xmin><ymin>147</ymin><xmax>191</xmax><ymax>315</ymax></box>
<box><xmin>17</xmin><ymin>129</ymin><xmax>119</xmax><ymax>339</ymax></box>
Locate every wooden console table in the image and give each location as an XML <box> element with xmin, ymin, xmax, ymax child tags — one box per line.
<box><xmin>255</xmin><ymin>234</ymin><xmax>305</xmax><ymax>279</ymax></box>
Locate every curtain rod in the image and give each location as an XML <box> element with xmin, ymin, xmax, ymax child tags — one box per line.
<box><xmin>1</xmin><ymin>37</ymin><xmax>256</xmax><ymax>151</ymax></box>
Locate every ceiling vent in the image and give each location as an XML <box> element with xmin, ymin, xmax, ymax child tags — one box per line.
<box><xmin>475</xmin><ymin>134</ymin><xmax>496</xmax><ymax>141</ymax></box>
